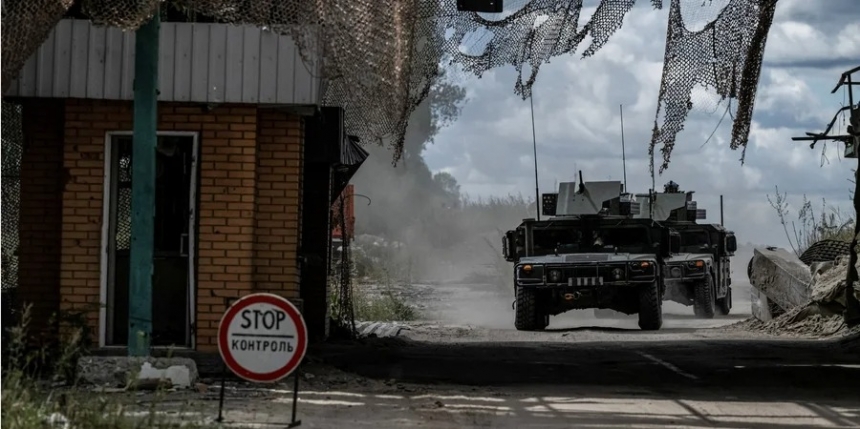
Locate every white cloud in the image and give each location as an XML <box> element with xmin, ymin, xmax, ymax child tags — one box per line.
<box><xmin>425</xmin><ymin>1</ymin><xmax>859</xmax><ymax>248</ymax></box>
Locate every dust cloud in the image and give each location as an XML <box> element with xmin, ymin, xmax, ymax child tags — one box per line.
<box><xmin>348</xmin><ymin>74</ymin><xmax>757</xmax><ymax>327</ymax></box>
<box><xmin>349</xmin><ymin>75</ymin><xmax>529</xmax><ymax>328</ymax></box>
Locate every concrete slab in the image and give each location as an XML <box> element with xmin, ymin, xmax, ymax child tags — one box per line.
<box><xmin>77</xmin><ymin>356</ymin><xmax>198</xmax><ymax>389</ymax></box>
<box><xmin>750</xmin><ymin>247</ymin><xmax>812</xmax><ymax>311</ymax></box>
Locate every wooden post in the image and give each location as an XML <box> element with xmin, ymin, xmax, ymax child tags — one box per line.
<box><xmin>128</xmin><ymin>8</ymin><xmax>160</xmax><ymax>356</ymax></box>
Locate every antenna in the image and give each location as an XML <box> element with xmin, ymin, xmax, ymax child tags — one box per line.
<box><xmin>720</xmin><ymin>195</ymin><xmax>725</xmax><ymax>226</ymax></box>
<box><xmin>620</xmin><ymin>104</ymin><xmax>628</xmax><ymax>193</ymax></box>
<box><xmin>530</xmin><ymin>92</ymin><xmax>541</xmax><ymax>221</ymax></box>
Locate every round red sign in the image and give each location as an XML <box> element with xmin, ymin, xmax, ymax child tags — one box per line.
<box><xmin>217</xmin><ymin>293</ymin><xmax>308</xmax><ymax>383</ymax></box>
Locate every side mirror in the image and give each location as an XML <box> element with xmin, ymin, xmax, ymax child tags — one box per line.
<box><xmin>726</xmin><ymin>233</ymin><xmax>737</xmax><ymax>253</ymax></box>
<box><xmin>503</xmin><ymin>230</ymin><xmax>517</xmax><ymax>262</ymax></box>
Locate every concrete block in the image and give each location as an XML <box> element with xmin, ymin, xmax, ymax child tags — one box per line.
<box><xmin>750</xmin><ymin>286</ymin><xmax>773</xmax><ymax>322</ymax></box>
<box><xmin>77</xmin><ymin>356</ymin><xmax>198</xmax><ymax>389</ymax></box>
<box><xmin>751</xmin><ymin>247</ymin><xmax>812</xmax><ymax>311</ymax></box>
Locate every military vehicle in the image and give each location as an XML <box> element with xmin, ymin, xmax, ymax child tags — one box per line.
<box><xmin>501</xmin><ymin>178</ymin><xmax>681</xmax><ymax>331</ymax></box>
<box><xmin>635</xmin><ymin>181</ymin><xmax>738</xmax><ymax>318</ymax></box>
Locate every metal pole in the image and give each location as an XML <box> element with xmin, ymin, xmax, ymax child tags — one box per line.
<box><xmin>620</xmin><ymin>105</ymin><xmax>627</xmax><ymax>193</ymax></box>
<box><xmin>530</xmin><ymin>93</ymin><xmax>541</xmax><ymax>221</ymax></box>
<box><xmin>720</xmin><ymin>195</ymin><xmax>724</xmax><ymax>226</ymax></box>
<box><xmin>128</xmin><ymin>8</ymin><xmax>160</xmax><ymax>357</ymax></box>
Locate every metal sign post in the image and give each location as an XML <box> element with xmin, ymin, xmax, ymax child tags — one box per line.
<box><xmin>128</xmin><ymin>5</ymin><xmax>160</xmax><ymax>358</ymax></box>
<box><xmin>216</xmin><ymin>293</ymin><xmax>309</xmax><ymax>427</ymax></box>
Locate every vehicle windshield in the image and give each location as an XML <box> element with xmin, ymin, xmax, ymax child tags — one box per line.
<box><xmin>679</xmin><ymin>230</ymin><xmax>710</xmax><ymax>252</ymax></box>
<box><xmin>532</xmin><ymin>226</ymin><xmax>651</xmax><ymax>255</ymax></box>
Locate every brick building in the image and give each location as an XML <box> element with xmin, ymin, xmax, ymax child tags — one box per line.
<box><xmin>3</xmin><ymin>18</ymin><xmax>366</xmax><ymax>352</ymax></box>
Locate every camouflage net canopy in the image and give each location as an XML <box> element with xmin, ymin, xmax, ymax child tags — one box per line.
<box><xmin>2</xmin><ymin>0</ymin><xmax>776</xmax><ymax>166</ymax></box>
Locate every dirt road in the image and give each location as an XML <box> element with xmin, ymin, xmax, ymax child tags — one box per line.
<box><xmin>170</xmin><ymin>281</ymin><xmax>860</xmax><ymax>428</ymax></box>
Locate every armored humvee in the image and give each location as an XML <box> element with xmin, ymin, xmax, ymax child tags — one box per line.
<box><xmin>634</xmin><ymin>181</ymin><xmax>738</xmax><ymax>318</ymax></box>
<box><xmin>502</xmin><ymin>179</ymin><xmax>681</xmax><ymax>331</ymax></box>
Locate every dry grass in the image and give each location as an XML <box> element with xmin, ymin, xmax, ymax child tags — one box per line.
<box><xmin>767</xmin><ymin>186</ymin><xmax>855</xmax><ymax>256</ymax></box>
<box><xmin>1</xmin><ymin>305</ymin><xmax>205</xmax><ymax>429</ymax></box>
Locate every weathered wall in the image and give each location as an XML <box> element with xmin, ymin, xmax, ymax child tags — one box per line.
<box><xmin>17</xmin><ymin>98</ymin><xmax>305</xmax><ymax>351</ymax></box>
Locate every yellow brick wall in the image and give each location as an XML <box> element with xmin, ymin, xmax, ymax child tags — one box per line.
<box><xmin>57</xmin><ymin>99</ymin><xmax>304</xmax><ymax>351</ymax></box>
<box><xmin>253</xmin><ymin>110</ymin><xmax>303</xmax><ymax>299</ymax></box>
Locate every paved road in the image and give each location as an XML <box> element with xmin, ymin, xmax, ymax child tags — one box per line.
<box><xmin>303</xmin><ymin>280</ymin><xmax>860</xmax><ymax>428</ymax></box>
<box><xmin>309</xmin><ymin>332</ymin><xmax>859</xmax><ymax>428</ymax></box>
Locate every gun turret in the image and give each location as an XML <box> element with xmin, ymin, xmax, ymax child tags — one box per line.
<box><xmin>540</xmin><ymin>176</ymin><xmax>642</xmax><ymax>218</ymax></box>
<box><xmin>634</xmin><ymin>182</ymin><xmax>706</xmax><ymax>221</ymax></box>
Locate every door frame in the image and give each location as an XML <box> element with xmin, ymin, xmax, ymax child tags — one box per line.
<box><xmin>98</xmin><ymin>131</ymin><xmax>199</xmax><ymax>349</ymax></box>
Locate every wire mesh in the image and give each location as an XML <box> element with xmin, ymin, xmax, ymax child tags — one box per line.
<box><xmin>2</xmin><ymin>101</ymin><xmax>24</xmax><ymax>328</ymax></box>
<box><xmin>333</xmin><ymin>193</ymin><xmax>356</xmax><ymax>336</ymax></box>
<box><xmin>2</xmin><ymin>102</ymin><xmax>23</xmax><ymax>293</ymax></box>
<box><xmin>1</xmin><ymin>0</ymin><xmax>776</xmax><ymax>168</ymax></box>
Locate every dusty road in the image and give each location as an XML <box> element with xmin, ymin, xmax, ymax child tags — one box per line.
<box><xmin>173</xmin><ymin>280</ymin><xmax>860</xmax><ymax>428</ymax></box>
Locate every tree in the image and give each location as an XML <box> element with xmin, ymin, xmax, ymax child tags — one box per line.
<box><xmin>433</xmin><ymin>171</ymin><xmax>461</xmax><ymax>207</ymax></box>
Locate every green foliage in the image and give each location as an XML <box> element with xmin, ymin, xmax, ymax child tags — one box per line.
<box><xmin>2</xmin><ymin>305</ymin><xmax>203</xmax><ymax>429</ymax></box>
<box><xmin>329</xmin><ymin>272</ymin><xmax>417</xmax><ymax>323</ymax></box>
<box><xmin>767</xmin><ymin>186</ymin><xmax>855</xmax><ymax>256</ymax></box>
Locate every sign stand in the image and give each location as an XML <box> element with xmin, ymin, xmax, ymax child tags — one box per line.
<box><xmin>214</xmin><ymin>363</ymin><xmax>303</xmax><ymax>428</ymax></box>
<box><xmin>213</xmin><ymin>293</ymin><xmax>308</xmax><ymax>427</ymax></box>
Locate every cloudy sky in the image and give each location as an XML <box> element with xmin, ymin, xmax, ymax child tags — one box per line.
<box><xmin>425</xmin><ymin>0</ymin><xmax>860</xmax><ymax>248</ymax></box>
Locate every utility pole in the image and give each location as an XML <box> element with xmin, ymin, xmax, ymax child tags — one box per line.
<box><xmin>128</xmin><ymin>8</ymin><xmax>160</xmax><ymax>356</ymax></box>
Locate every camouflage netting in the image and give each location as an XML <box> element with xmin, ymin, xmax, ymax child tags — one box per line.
<box><xmin>2</xmin><ymin>0</ymin><xmax>776</xmax><ymax>166</ymax></box>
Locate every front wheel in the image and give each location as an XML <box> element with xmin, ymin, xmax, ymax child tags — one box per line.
<box><xmin>717</xmin><ymin>286</ymin><xmax>732</xmax><ymax>316</ymax></box>
<box><xmin>638</xmin><ymin>281</ymin><xmax>663</xmax><ymax>331</ymax></box>
<box><xmin>693</xmin><ymin>274</ymin><xmax>716</xmax><ymax>319</ymax></box>
<box><xmin>515</xmin><ymin>287</ymin><xmax>547</xmax><ymax>331</ymax></box>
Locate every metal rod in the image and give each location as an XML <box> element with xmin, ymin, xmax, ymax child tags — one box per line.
<box><xmin>720</xmin><ymin>195</ymin><xmax>724</xmax><ymax>226</ymax></box>
<box><xmin>289</xmin><ymin>368</ymin><xmax>301</xmax><ymax>427</ymax></box>
<box><xmin>620</xmin><ymin>104</ymin><xmax>628</xmax><ymax>193</ymax></box>
<box><xmin>128</xmin><ymin>7</ymin><xmax>160</xmax><ymax>357</ymax></box>
<box><xmin>216</xmin><ymin>365</ymin><xmax>227</xmax><ymax>423</ymax></box>
<box><xmin>530</xmin><ymin>92</ymin><xmax>541</xmax><ymax>221</ymax></box>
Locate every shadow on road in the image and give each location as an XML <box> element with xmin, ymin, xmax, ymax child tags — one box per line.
<box><xmin>313</xmin><ymin>336</ymin><xmax>860</xmax><ymax>403</ymax></box>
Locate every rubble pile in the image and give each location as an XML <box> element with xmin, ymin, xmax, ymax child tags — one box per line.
<box><xmin>745</xmin><ymin>241</ymin><xmax>860</xmax><ymax>337</ymax></box>
<box><xmin>731</xmin><ymin>306</ymin><xmax>848</xmax><ymax>338</ymax></box>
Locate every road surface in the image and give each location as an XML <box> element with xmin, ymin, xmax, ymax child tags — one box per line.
<box><xmin>280</xmin><ymin>281</ymin><xmax>858</xmax><ymax>428</ymax></box>
<box><xmin>137</xmin><ymin>280</ymin><xmax>860</xmax><ymax>428</ymax></box>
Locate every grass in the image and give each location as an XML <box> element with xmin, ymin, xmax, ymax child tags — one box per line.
<box><xmin>1</xmin><ymin>305</ymin><xmax>205</xmax><ymax>429</ymax></box>
<box><xmin>767</xmin><ymin>186</ymin><xmax>855</xmax><ymax>256</ymax></box>
<box><xmin>352</xmin><ymin>286</ymin><xmax>417</xmax><ymax>322</ymax></box>
<box><xmin>329</xmin><ymin>269</ymin><xmax>418</xmax><ymax>324</ymax></box>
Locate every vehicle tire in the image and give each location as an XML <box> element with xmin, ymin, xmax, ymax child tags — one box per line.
<box><xmin>515</xmin><ymin>286</ymin><xmax>542</xmax><ymax>331</ymax></box>
<box><xmin>693</xmin><ymin>274</ymin><xmax>716</xmax><ymax>319</ymax></box>
<box><xmin>717</xmin><ymin>286</ymin><xmax>732</xmax><ymax>316</ymax></box>
<box><xmin>638</xmin><ymin>281</ymin><xmax>663</xmax><ymax>331</ymax></box>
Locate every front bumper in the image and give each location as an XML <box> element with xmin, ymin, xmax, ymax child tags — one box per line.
<box><xmin>516</xmin><ymin>262</ymin><xmax>656</xmax><ymax>288</ymax></box>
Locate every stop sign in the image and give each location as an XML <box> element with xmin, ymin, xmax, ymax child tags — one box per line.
<box><xmin>217</xmin><ymin>293</ymin><xmax>308</xmax><ymax>383</ymax></box>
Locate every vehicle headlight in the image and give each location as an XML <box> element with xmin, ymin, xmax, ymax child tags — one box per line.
<box><xmin>612</xmin><ymin>268</ymin><xmax>624</xmax><ymax>280</ymax></box>
<box><xmin>686</xmin><ymin>260</ymin><xmax>705</xmax><ymax>269</ymax></box>
<box><xmin>670</xmin><ymin>267</ymin><xmax>683</xmax><ymax>278</ymax></box>
<box><xmin>548</xmin><ymin>269</ymin><xmax>562</xmax><ymax>282</ymax></box>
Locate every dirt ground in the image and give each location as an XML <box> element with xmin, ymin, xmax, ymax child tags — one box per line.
<box><xmin>109</xmin><ymin>277</ymin><xmax>860</xmax><ymax>428</ymax></box>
